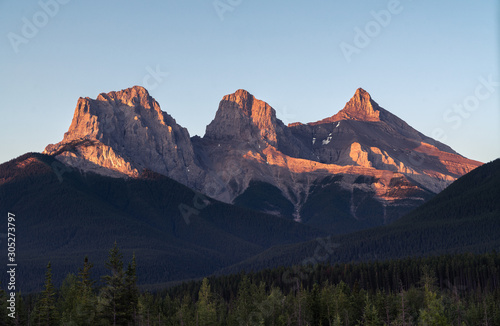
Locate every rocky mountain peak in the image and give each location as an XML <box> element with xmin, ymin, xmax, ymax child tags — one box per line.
<box><xmin>204</xmin><ymin>89</ymin><xmax>279</xmax><ymax>146</ymax></box>
<box><xmin>223</xmin><ymin>89</ymin><xmax>254</xmax><ymax>116</ymax></box>
<box><xmin>341</xmin><ymin>87</ymin><xmax>380</xmax><ymax>121</ymax></box>
<box><xmin>309</xmin><ymin>88</ymin><xmax>381</xmax><ymax>126</ymax></box>
<box><xmin>95</xmin><ymin>86</ymin><xmax>158</xmax><ymax>112</ymax></box>
<box><xmin>63</xmin><ymin>86</ymin><xmax>171</xmax><ymax>143</ymax></box>
<box><xmin>44</xmin><ymin>86</ymin><xmax>202</xmax><ymax>185</ymax></box>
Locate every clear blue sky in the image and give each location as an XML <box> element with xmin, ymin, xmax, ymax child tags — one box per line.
<box><xmin>1</xmin><ymin>0</ymin><xmax>498</xmax><ymax>164</ymax></box>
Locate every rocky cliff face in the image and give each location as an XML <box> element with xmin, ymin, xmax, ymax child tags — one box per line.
<box><xmin>205</xmin><ymin>89</ymin><xmax>279</xmax><ymax>146</ymax></box>
<box><xmin>196</xmin><ymin>88</ymin><xmax>481</xmax><ymax>231</ymax></box>
<box><xmin>44</xmin><ymin>86</ymin><xmax>203</xmax><ymax>186</ymax></box>
<box><xmin>287</xmin><ymin>88</ymin><xmax>481</xmax><ymax>192</ymax></box>
<box><xmin>43</xmin><ymin>86</ymin><xmax>483</xmax><ymax>234</ymax></box>
<box><xmin>313</xmin><ymin>88</ymin><xmax>381</xmax><ymax>123</ymax></box>
<box><xmin>204</xmin><ymin>89</ymin><xmax>312</xmax><ymax>158</ymax></box>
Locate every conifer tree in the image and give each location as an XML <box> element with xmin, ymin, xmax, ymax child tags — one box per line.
<box><xmin>418</xmin><ymin>289</ymin><xmax>449</xmax><ymax>326</ymax></box>
<box><xmin>359</xmin><ymin>293</ymin><xmax>382</xmax><ymax>326</ymax></box>
<box><xmin>196</xmin><ymin>278</ymin><xmax>217</xmax><ymax>325</ymax></box>
<box><xmin>124</xmin><ymin>252</ymin><xmax>139</xmax><ymax>324</ymax></box>
<box><xmin>75</xmin><ymin>256</ymin><xmax>97</xmax><ymax>325</ymax></box>
<box><xmin>35</xmin><ymin>262</ymin><xmax>58</xmax><ymax>326</ymax></box>
<box><xmin>14</xmin><ymin>292</ymin><xmax>29</xmax><ymax>326</ymax></box>
<box><xmin>233</xmin><ymin>275</ymin><xmax>254</xmax><ymax>325</ymax></box>
<box><xmin>99</xmin><ymin>241</ymin><xmax>128</xmax><ymax>326</ymax></box>
<box><xmin>78</xmin><ymin>255</ymin><xmax>95</xmax><ymax>291</ymax></box>
<box><xmin>333</xmin><ymin>314</ymin><xmax>342</xmax><ymax>326</ymax></box>
<box><xmin>178</xmin><ymin>294</ymin><xmax>195</xmax><ymax>326</ymax></box>
<box><xmin>138</xmin><ymin>292</ymin><xmax>155</xmax><ymax>326</ymax></box>
<box><xmin>58</xmin><ymin>273</ymin><xmax>78</xmax><ymax>324</ymax></box>
<box><xmin>418</xmin><ymin>268</ymin><xmax>449</xmax><ymax>326</ymax></box>
<box><xmin>0</xmin><ymin>283</ymin><xmax>14</xmax><ymax>325</ymax></box>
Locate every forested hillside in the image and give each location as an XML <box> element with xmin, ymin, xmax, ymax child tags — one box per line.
<box><xmin>0</xmin><ymin>153</ymin><xmax>322</xmax><ymax>292</ymax></box>
<box><xmin>220</xmin><ymin>159</ymin><xmax>500</xmax><ymax>274</ymax></box>
<box><xmin>2</xmin><ymin>250</ymin><xmax>499</xmax><ymax>325</ymax></box>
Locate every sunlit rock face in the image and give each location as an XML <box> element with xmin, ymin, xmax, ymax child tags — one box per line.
<box><xmin>287</xmin><ymin>88</ymin><xmax>481</xmax><ymax>191</ymax></box>
<box><xmin>44</xmin><ymin>86</ymin><xmax>482</xmax><ymax>233</ymax></box>
<box><xmin>204</xmin><ymin>89</ymin><xmax>313</xmax><ymax>159</ymax></box>
<box><xmin>44</xmin><ymin>86</ymin><xmax>203</xmax><ymax>186</ymax></box>
<box><xmin>197</xmin><ymin>88</ymin><xmax>481</xmax><ymax>228</ymax></box>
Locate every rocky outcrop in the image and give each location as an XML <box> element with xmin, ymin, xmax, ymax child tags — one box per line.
<box><xmin>311</xmin><ymin>88</ymin><xmax>381</xmax><ymax>124</ymax></box>
<box><xmin>204</xmin><ymin>89</ymin><xmax>312</xmax><ymax>159</ymax></box>
<box><xmin>205</xmin><ymin>89</ymin><xmax>278</xmax><ymax>146</ymax></box>
<box><xmin>287</xmin><ymin>88</ymin><xmax>482</xmax><ymax>192</ymax></box>
<box><xmin>44</xmin><ymin>86</ymin><xmax>203</xmax><ymax>186</ymax></box>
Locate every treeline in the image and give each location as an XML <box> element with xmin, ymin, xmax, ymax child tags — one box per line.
<box><xmin>1</xmin><ymin>250</ymin><xmax>500</xmax><ymax>325</ymax></box>
<box><xmin>0</xmin><ymin>242</ymin><xmax>139</xmax><ymax>326</ymax></box>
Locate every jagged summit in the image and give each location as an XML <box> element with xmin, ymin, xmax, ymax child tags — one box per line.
<box><xmin>98</xmin><ymin>85</ymin><xmax>149</xmax><ymax>99</ymax></box>
<box><xmin>43</xmin><ymin>86</ymin><xmax>202</xmax><ymax>184</ymax></box>
<box><xmin>61</xmin><ymin>86</ymin><xmax>170</xmax><ymax>143</ymax></box>
<box><xmin>224</xmin><ymin>89</ymin><xmax>255</xmax><ymax>116</ymax></box>
<box><xmin>341</xmin><ymin>87</ymin><xmax>380</xmax><ymax>121</ymax></box>
<box><xmin>222</xmin><ymin>89</ymin><xmax>264</xmax><ymax>110</ymax></box>
<box><xmin>204</xmin><ymin>89</ymin><xmax>280</xmax><ymax>146</ymax></box>
<box><xmin>95</xmin><ymin>86</ymin><xmax>157</xmax><ymax>112</ymax></box>
<box><xmin>309</xmin><ymin>88</ymin><xmax>381</xmax><ymax>125</ymax></box>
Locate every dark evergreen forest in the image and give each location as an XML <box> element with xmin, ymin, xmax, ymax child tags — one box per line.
<box><xmin>2</xmin><ymin>246</ymin><xmax>499</xmax><ymax>325</ymax></box>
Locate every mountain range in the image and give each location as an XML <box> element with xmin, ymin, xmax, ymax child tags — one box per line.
<box><xmin>0</xmin><ymin>86</ymin><xmax>489</xmax><ymax>292</ymax></box>
<box><xmin>43</xmin><ymin>86</ymin><xmax>481</xmax><ymax>234</ymax></box>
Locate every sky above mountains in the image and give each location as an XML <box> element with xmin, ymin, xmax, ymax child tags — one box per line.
<box><xmin>0</xmin><ymin>0</ymin><xmax>498</xmax><ymax>164</ymax></box>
